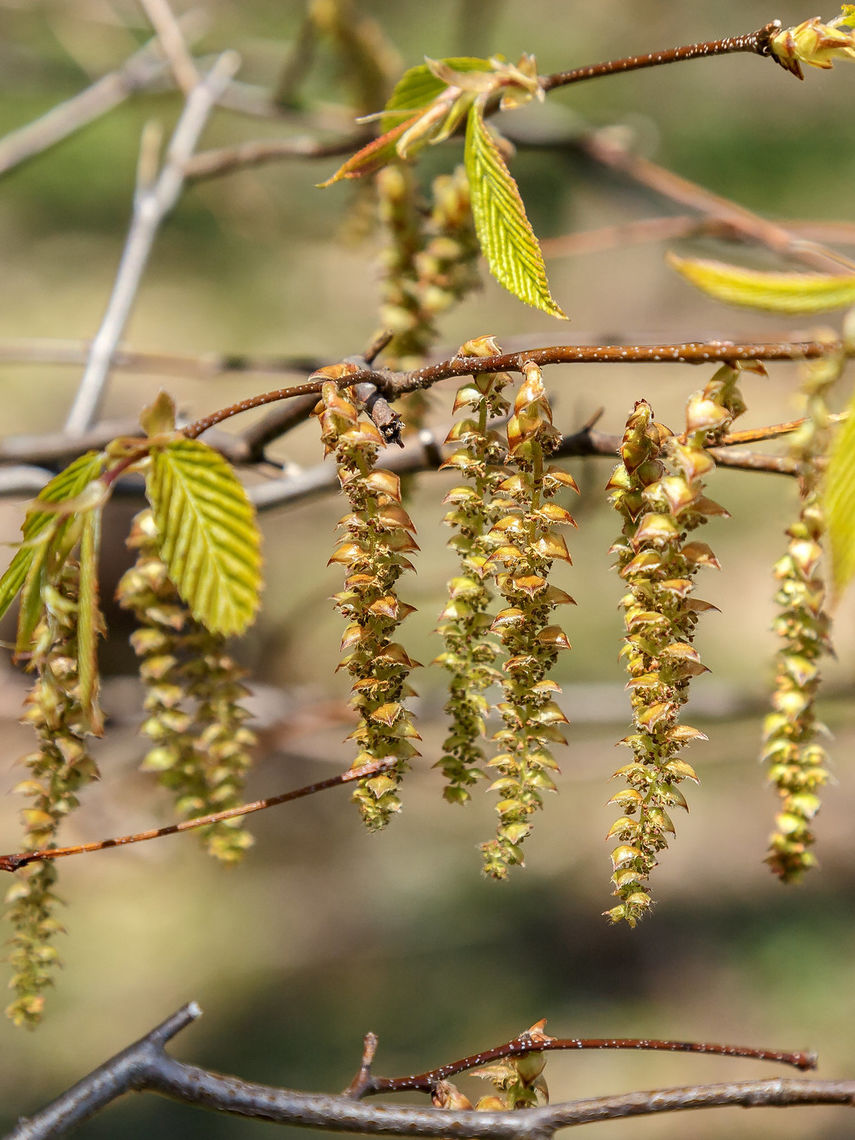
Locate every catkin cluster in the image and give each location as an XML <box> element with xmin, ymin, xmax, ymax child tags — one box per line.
<box><xmin>433</xmin><ymin>1021</ymin><xmax>553</xmax><ymax>1112</ymax></box>
<box><xmin>377</xmin><ymin>163</ymin><xmax>480</xmax><ymax>369</ymax></box>
<box><xmin>606</xmin><ymin>368</ymin><xmax>744</xmax><ymax>925</ymax></box>
<box><xmin>435</xmin><ymin>336</ymin><xmax>512</xmax><ymax>804</ymax></box>
<box><xmin>480</xmin><ymin>361</ymin><xmax>577</xmax><ymax>879</ymax></box>
<box><xmin>117</xmin><ymin>509</ymin><xmax>256</xmax><ymax>862</ymax></box>
<box><xmin>318</xmin><ymin>378</ymin><xmax>420</xmax><ymax>829</ymax></box>
<box><xmin>6</xmin><ymin>563</ymin><xmax>101</xmax><ymax>1026</ymax></box>
<box><xmin>763</xmin><ymin>353</ymin><xmax>837</xmax><ymax>880</ymax></box>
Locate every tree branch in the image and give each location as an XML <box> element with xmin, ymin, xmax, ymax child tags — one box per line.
<box><xmin>9</xmin><ymin>1006</ymin><xmax>852</xmax><ymax>1140</ymax></box>
<box><xmin>63</xmin><ymin>51</ymin><xmax>240</xmax><ymax>436</ymax></box>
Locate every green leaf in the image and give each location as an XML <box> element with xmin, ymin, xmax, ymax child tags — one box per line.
<box><xmin>824</xmin><ymin>385</ymin><xmax>855</xmax><ymax>598</ymax></box>
<box><xmin>78</xmin><ymin>507</ymin><xmax>104</xmax><ymax>734</ymax></box>
<box><xmin>464</xmin><ymin>104</ymin><xmax>566</xmax><ymax>319</ymax></box>
<box><xmin>0</xmin><ymin>451</ymin><xmax>106</xmax><ymax>626</ymax></box>
<box><xmin>668</xmin><ymin>253</ymin><xmax>855</xmax><ymax>313</ymax></box>
<box><xmin>382</xmin><ymin>57</ymin><xmax>493</xmax><ymax>130</ymax></box>
<box><xmin>147</xmin><ymin>438</ymin><xmax>262</xmax><ymax>635</ymax></box>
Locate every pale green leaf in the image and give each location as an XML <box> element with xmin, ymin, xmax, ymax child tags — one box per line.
<box><xmin>0</xmin><ymin>451</ymin><xmax>106</xmax><ymax>626</ymax></box>
<box><xmin>147</xmin><ymin>439</ymin><xmax>262</xmax><ymax>635</ymax></box>
<box><xmin>381</xmin><ymin>57</ymin><xmax>493</xmax><ymax>130</ymax></box>
<box><xmin>464</xmin><ymin>104</ymin><xmax>566</xmax><ymax>319</ymax></box>
<box><xmin>668</xmin><ymin>253</ymin><xmax>855</xmax><ymax>313</ymax></box>
<box><xmin>824</xmin><ymin>385</ymin><xmax>855</xmax><ymax>598</ymax></box>
<box><xmin>78</xmin><ymin>508</ymin><xmax>104</xmax><ymax>734</ymax></box>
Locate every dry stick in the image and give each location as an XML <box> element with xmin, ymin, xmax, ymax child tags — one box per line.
<box><xmin>139</xmin><ymin>0</ymin><xmax>200</xmax><ymax>94</ymax></box>
<box><xmin>0</xmin><ymin>337</ymin><xmax>323</xmax><ymax>379</ymax></box>
<box><xmin>9</xmin><ymin>1006</ymin><xmax>854</xmax><ymax>1140</ymax></box>
<box><xmin>541</xmin><ymin>215</ymin><xmax>855</xmax><ymax>261</ymax></box>
<box><xmin>0</xmin><ymin>759</ymin><xmax>396</xmax><ymax>874</ymax></box>
<box><xmin>574</xmin><ymin>130</ymin><xmax>855</xmax><ymax>274</ymax></box>
<box><xmin>0</xmin><ymin>33</ymin><xmax>176</xmax><ymax>178</ymax></box>
<box><xmin>184</xmin><ymin>131</ymin><xmax>371</xmax><ymax>181</ymax></box>
<box><xmin>63</xmin><ymin>51</ymin><xmax>240</xmax><ymax>437</ymax></box>
<box><xmin>541</xmin><ymin>22</ymin><xmax>782</xmax><ymax>93</ymax></box>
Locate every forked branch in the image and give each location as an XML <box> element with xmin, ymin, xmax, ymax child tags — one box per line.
<box><xmin>10</xmin><ymin>1005</ymin><xmax>852</xmax><ymax>1140</ymax></box>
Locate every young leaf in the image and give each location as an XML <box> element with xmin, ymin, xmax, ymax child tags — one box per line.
<box><xmin>381</xmin><ymin>57</ymin><xmax>493</xmax><ymax>130</ymax></box>
<box><xmin>667</xmin><ymin>253</ymin><xmax>855</xmax><ymax>313</ymax></box>
<box><xmin>464</xmin><ymin>104</ymin><xmax>566</xmax><ymax>319</ymax></box>
<box><xmin>78</xmin><ymin>507</ymin><xmax>104</xmax><ymax>734</ymax></box>
<box><xmin>318</xmin><ymin>114</ymin><xmax>423</xmax><ymax>186</ymax></box>
<box><xmin>824</xmin><ymin>384</ymin><xmax>855</xmax><ymax>598</ymax></box>
<box><xmin>0</xmin><ymin>451</ymin><xmax>106</xmax><ymax>625</ymax></box>
<box><xmin>147</xmin><ymin>438</ymin><xmax>262</xmax><ymax>636</ymax></box>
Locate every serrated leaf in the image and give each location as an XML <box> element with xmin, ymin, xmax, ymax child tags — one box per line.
<box><xmin>147</xmin><ymin>439</ymin><xmax>262</xmax><ymax>635</ymax></box>
<box><xmin>0</xmin><ymin>450</ymin><xmax>106</xmax><ymax>627</ymax></box>
<box><xmin>668</xmin><ymin>252</ymin><xmax>855</xmax><ymax>313</ymax></box>
<box><xmin>78</xmin><ymin>508</ymin><xmax>104</xmax><ymax>733</ymax></box>
<box><xmin>464</xmin><ymin>104</ymin><xmax>566</xmax><ymax>318</ymax></box>
<box><xmin>824</xmin><ymin>385</ymin><xmax>855</xmax><ymax>598</ymax></box>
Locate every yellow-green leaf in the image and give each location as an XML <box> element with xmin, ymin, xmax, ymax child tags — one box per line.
<box><xmin>464</xmin><ymin>104</ymin><xmax>566</xmax><ymax>318</ymax></box>
<box><xmin>318</xmin><ymin>114</ymin><xmax>422</xmax><ymax>186</ymax></box>
<box><xmin>0</xmin><ymin>450</ymin><xmax>106</xmax><ymax>626</ymax></box>
<box><xmin>825</xmin><ymin>385</ymin><xmax>855</xmax><ymax>598</ymax></box>
<box><xmin>668</xmin><ymin>252</ymin><xmax>855</xmax><ymax>313</ymax></box>
<box><xmin>147</xmin><ymin>438</ymin><xmax>262</xmax><ymax>635</ymax></box>
<box><xmin>381</xmin><ymin>56</ymin><xmax>492</xmax><ymax>131</ymax></box>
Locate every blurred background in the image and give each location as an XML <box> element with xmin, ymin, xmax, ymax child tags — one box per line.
<box><xmin>0</xmin><ymin>1</ymin><xmax>854</xmax><ymax>1137</ymax></box>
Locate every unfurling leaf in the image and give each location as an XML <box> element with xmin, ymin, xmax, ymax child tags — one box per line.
<box><xmin>465</xmin><ymin>104</ymin><xmax>566</xmax><ymax>319</ymax></box>
<box><xmin>147</xmin><ymin>439</ymin><xmax>262</xmax><ymax>636</ymax></box>
<box><xmin>381</xmin><ymin>56</ymin><xmax>493</xmax><ymax>129</ymax></box>
<box><xmin>318</xmin><ymin>115</ymin><xmax>424</xmax><ymax>185</ymax></box>
<box><xmin>824</xmin><ymin>383</ymin><xmax>855</xmax><ymax>598</ymax></box>
<box><xmin>0</xmin><ymin>450</ymin><xmax>106</xmax><ymax>627</ymax></box>
<box><xmin>667</xmin><ymin>253</ymin><xmax>855</xmax><ymax>313</ymax></box>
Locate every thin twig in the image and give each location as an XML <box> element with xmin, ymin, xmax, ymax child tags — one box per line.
<box><xmin>0</xmin><ymin>337</ymin><xmax>322</xmax><ymax>379</ymax></box>
<box><xmin>575</xmin><ymin>130</ymin><xmax>855</xmax><ymax>273</ymax></box>
<box><xmin>8</xmin><ymin>1006</ymin><xmax>853</xmax><ymax>1140</ymax></box>
<box><xmin>184</xmin><ymin>131</ymin><xmax>371</xmax><ymax>181</ymax></box>
<box><xmin>181</xmin><ymin>339</ymin><xmax>843</xmax><ymax>439</ymax></box>
<box><xmin>63</xmin><ymin>51</ymin><xmax>240</xmax><ymax>436</ymax></box>
<box><xmin>0</xmin><ymin>760</ymin><xmax>396</xmax><ymax>873</ymax></box>
<box><xmin>541</xmin><ymin>23</ymin><xmax>782</xmax><ymax>93</ymax></box>
<box><xmin>139</xmin><ymin>0</ymin><xmax>200</xmax><ymax>94</ymax></box>
<box><xmin>347</xmin><ymin>1030</ymin><xmax>815</xmax><ymax>1098</ymax></box>
<box><xmin>0</xmin><ymin>32</ymin><xmax>182</xmax><ymax>179</ymax></box>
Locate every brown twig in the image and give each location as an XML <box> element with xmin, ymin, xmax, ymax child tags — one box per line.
<box><xmin>0</xmin><ymin>759</ymin><xmax>396</xmax><ymax>873</ymax></box>
<box><xmin>541</xmin><ymin>24</ymin><xmax>782</xmax><ymax>93</ymax></box>
<box><xmin>182</xmin><ymin>340</ymin><xmax>841</xmax><ymax>439</ymax></box>
<box><xmin>184</xmin><ymin>131</ymin><xmax>371</xmax><ymax>181</ymax></box>
<box><xmin>574</xmin><ymin>130</ymin><xmax>855</xmax><ymax>274</ymax></box>
<box><xmin>346</xmin><ymin>1030</ymin><xmax>815</xmax><ymax>1098</ymax></box>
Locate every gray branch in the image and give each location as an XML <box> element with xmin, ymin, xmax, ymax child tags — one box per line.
<box><xmin>63</xmin><ymin>51</ymin><xmax>240</xmax><ymax>436</ymax></box>
<box><xmin>7</xmin><ymin>1004</ymin><xmax>854</xmax><ymax>1140</ymax></box>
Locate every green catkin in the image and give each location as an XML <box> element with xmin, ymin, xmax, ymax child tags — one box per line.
<box><xmin>318</xmin><ymin>377</ymin><xmax>420</xmax><ymax>828</ymax></box>
<box><xmin>116</xmin><ymin>510</ymin><xmax>256</xmax><ymax>862</ymax></box>
<box><xmin>480</xmin><ymin>361</ymin><xmax>578</xmax><ymax>878</ymax></box>
<box><xmin>434</xmin><ymin>336</ymin><xmax>512</xmax><ymax>803</ymax></box>
<box><xmin>6</xmin><ymin>564</ymin><xmax>101</xmax><ymax>1026</ymax></box>
<box><xmin>606</xmin><ymin>367</ymin><xmax>746</xmax><ymax>925</ymax></box>
<box><xmin>763</xmin><ymin>352</ymin><xmax>839</xmax><ymax>880</ymax></box>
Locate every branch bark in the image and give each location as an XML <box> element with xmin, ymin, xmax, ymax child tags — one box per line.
<box><xmin>9</xmin><ymin>1005</ymin><xmax>853</xmax><ymax>1140</ymax></box>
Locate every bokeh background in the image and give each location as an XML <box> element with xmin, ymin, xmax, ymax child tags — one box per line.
<box><xmin>1</xmin><ymin>2</ymin><xmax>854</xmax><ymax>1137</ymax></box>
